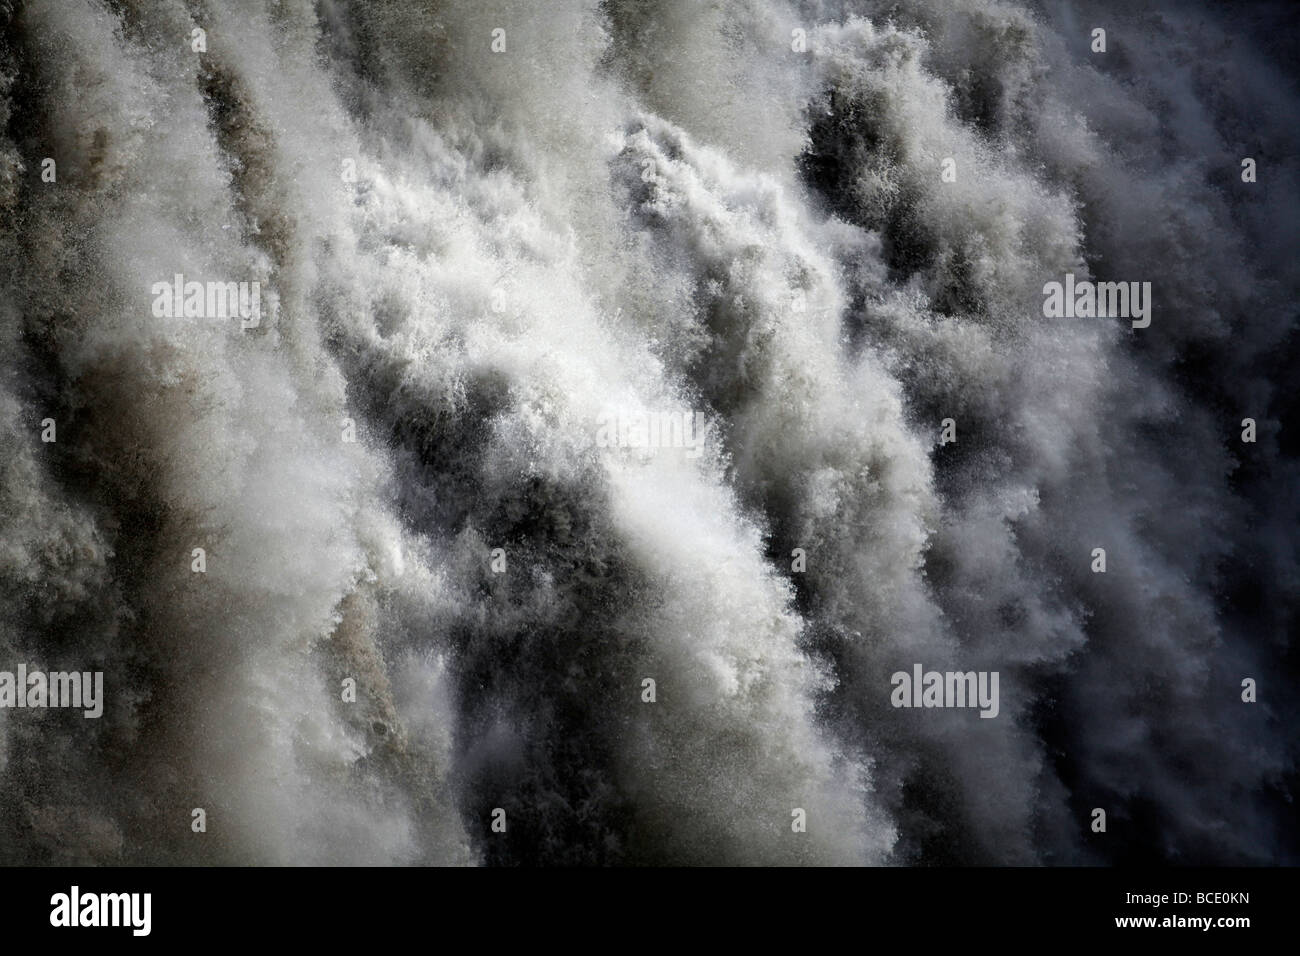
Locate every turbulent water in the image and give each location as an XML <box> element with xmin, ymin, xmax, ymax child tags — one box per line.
<box><xmin>0</xmin><ymin>0</ymin><xmax>1296</xmax><ymax>866</ymax></box>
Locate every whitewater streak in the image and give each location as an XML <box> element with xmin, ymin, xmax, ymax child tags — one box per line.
<box><xmin>0</xmin><ymin>0</ymin><xmax>1295</xmax><ymax>866</ymax></box>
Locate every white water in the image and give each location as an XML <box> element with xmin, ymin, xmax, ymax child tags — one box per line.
<box><xmin>0</xmin><ymin>0</ymin><xmax>1295</xmax><ymax>864</ymax></box>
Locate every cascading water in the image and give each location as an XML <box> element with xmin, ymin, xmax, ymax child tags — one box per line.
<box><xmin>0</xmin><ymin>0</ymin><xmax>1295</xmax><ymax>866</ymax></box>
